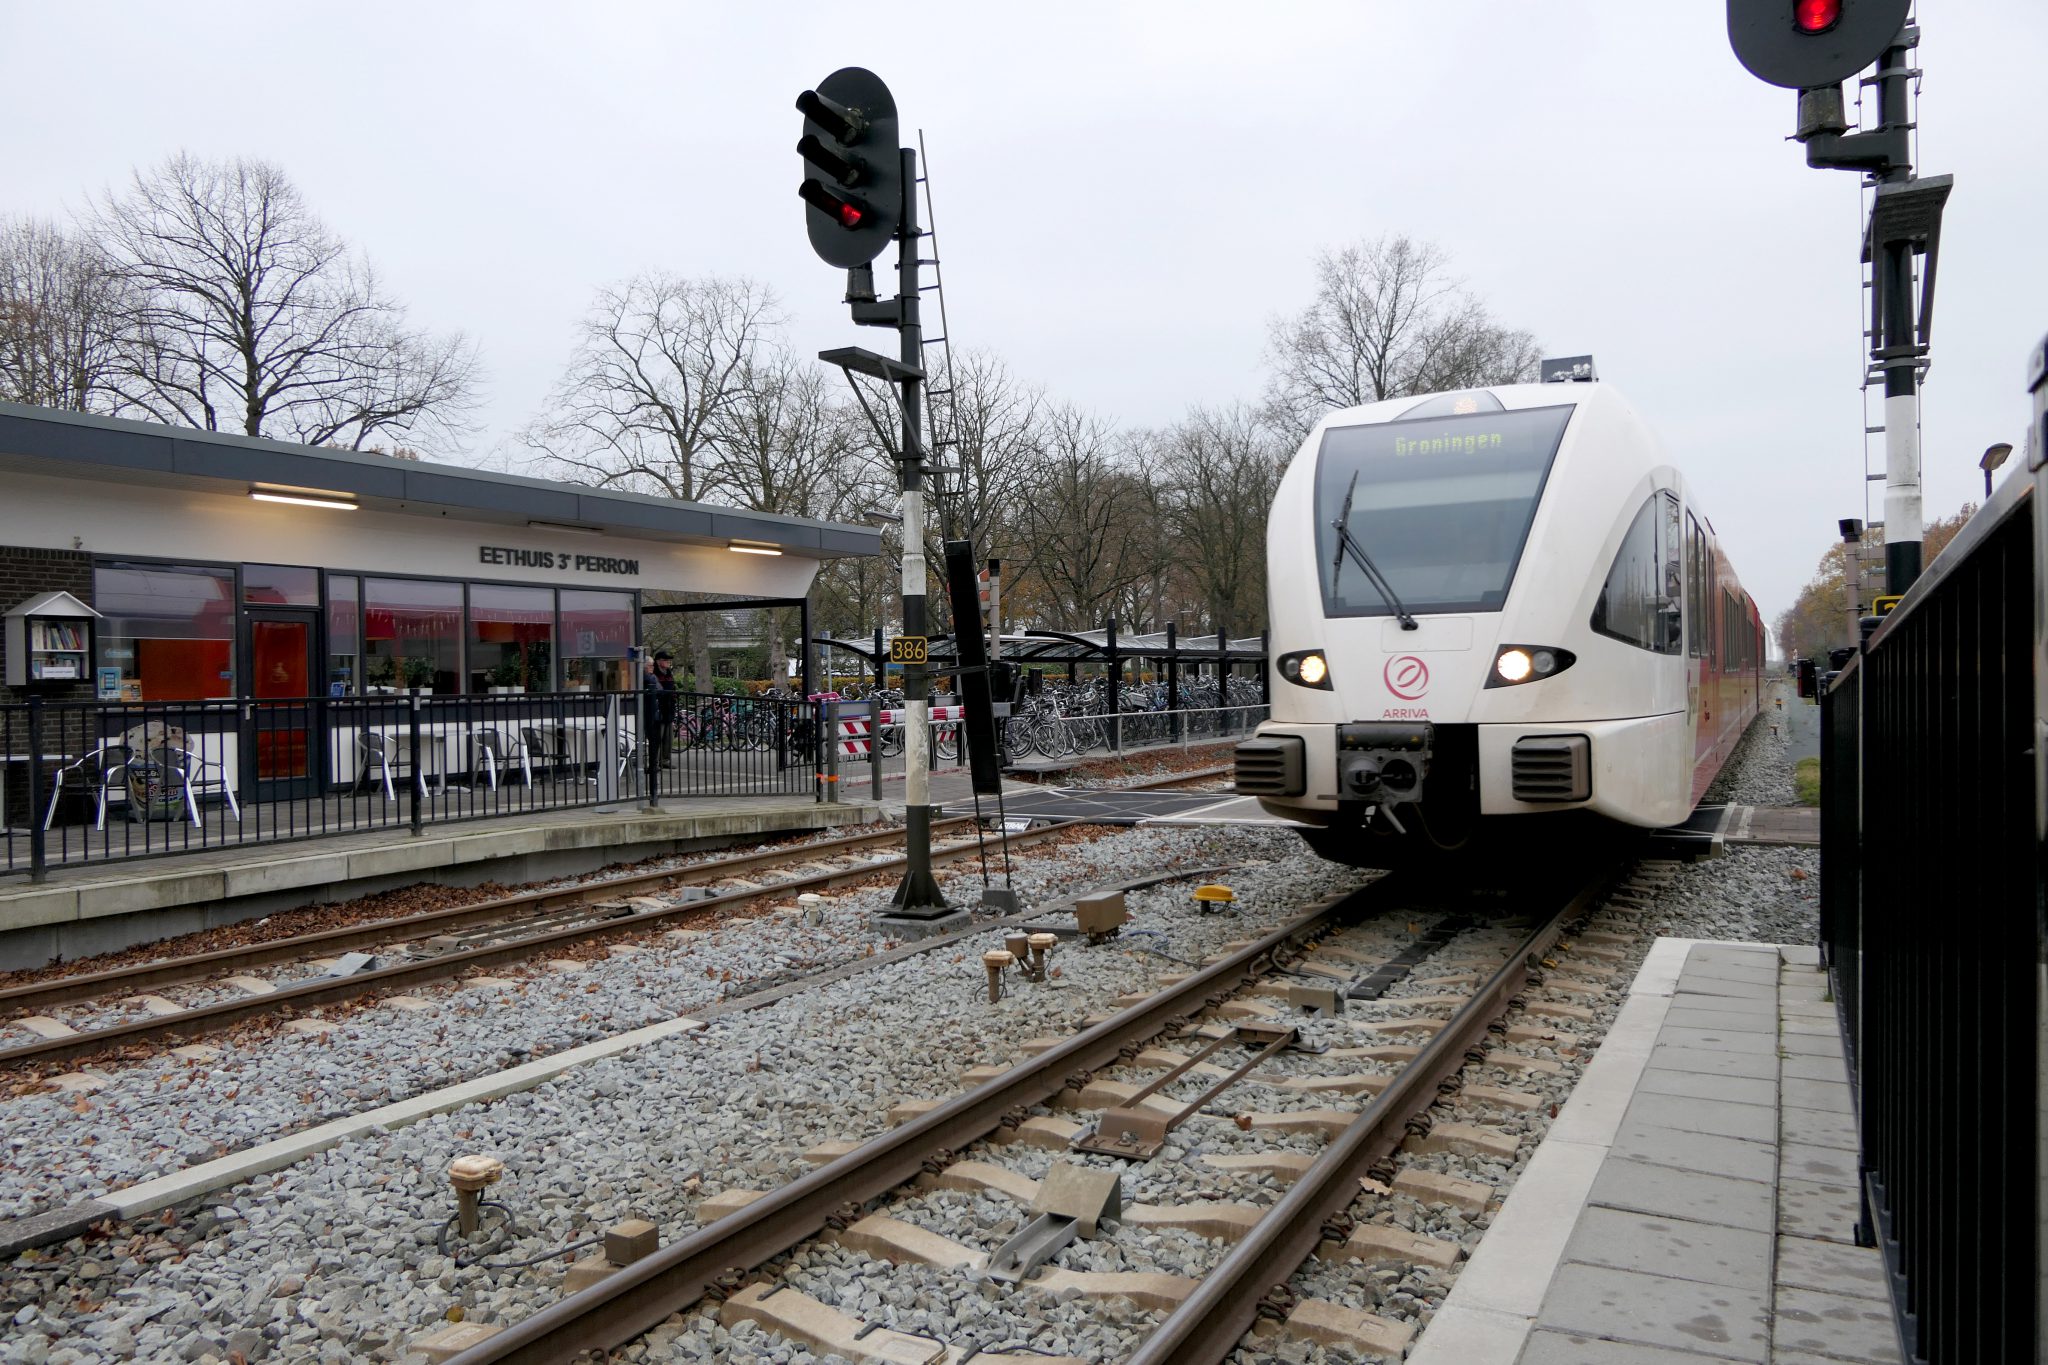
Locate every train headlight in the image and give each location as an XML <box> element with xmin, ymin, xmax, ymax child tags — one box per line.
<box><xmin>1486</xmin><ymin>644</ymin><xmax>1577</xmax><ymax>688</ymax></box>
<box><xmin>1278</xmin><ymin>649</ymin><xmax>1333</xmax><ymax>690</ymax></box>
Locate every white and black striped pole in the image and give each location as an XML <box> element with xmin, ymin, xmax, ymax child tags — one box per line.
<box><xmin>889</xmin><ymin>143</ymin><xmax>945</xmax><ymax>914</ymax></box>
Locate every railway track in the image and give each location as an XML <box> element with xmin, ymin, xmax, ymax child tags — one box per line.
<box><xmin>439</xmin><ymin>862</ymin><xmax>1618</xmax><ymax>1364</ymax></box>
<box><xmin>0</xmin><ymin>767</ymin><xmax>1233</xmax><ymax>1072</ymax></box>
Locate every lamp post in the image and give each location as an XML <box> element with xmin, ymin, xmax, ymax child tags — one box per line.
<box><xmin>1980</xmin><ymin>442</ymin><xmax>2013</xmax><ymax>501</ymax></box>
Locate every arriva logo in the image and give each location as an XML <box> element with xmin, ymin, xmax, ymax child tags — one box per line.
<box><xmin>1384</xmin><ymin>655</ymin><xmax>1430</xmax><ymax>700</ymax></box>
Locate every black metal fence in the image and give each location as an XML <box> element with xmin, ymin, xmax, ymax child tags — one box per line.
<box><xmin>1820</xmin><ymin>476</ymin><xmax>2038</xmax><ymax>1365</ymax></box>
<box><xmin>1</xmin><ymin>688</ymin><xmax>819</xmax><ymax>880</ymax></box>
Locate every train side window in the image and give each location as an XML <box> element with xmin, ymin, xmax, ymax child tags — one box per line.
<box><xmin>1593</xmin><ymin>490</ymin><xmax>1683</xmax><ymax>654</ymax></box>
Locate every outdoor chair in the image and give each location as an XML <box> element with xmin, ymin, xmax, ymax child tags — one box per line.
<box><xmin>43</xmin><ymin>743</ymin><xmax>133</xmax><ymax>831</ymax></box>
<box><xmin>475</xmin><ymin>728</ymin><xmax>530</xmax><ymax>790</ymax></box>
<box><xmin>354</xmin><ymin>731</ymin><xmax>423</xmax><ymax>801</ymax></box>
<box><xmin>177</xmin><ymin>744</ymin><xmax>241</xmax><ymax>822</ymax></box>
<box><xmin>517</xmin><ymin>726</ymin><xmax>567</xmax><ymax>782</ymax></box>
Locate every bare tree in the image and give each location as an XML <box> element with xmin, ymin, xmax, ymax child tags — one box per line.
<box><xmin>1149</xmin><ymin>404</ymin><xmax>1285</xmax><ymax>634</ymax></box>
<box><xmin>705</xmin><ymin>349</ymin><xmax>871</xmax><ymax>680</ymax></box>
<box><xmin>91</xmin><ymin>154</ymin><xmax>478</xmax><ymax>450</ymax></box>
<box><xmin>0</xmin><ymin>216</ymin><xmax>130</xmax><ymax>410</ymax></box>
<box><xmin>1264</xmin><ymin>234</ymin><xmax>1539</xmax><ymax>442</ymax></box>
<box><xmin>1012</xmin><ymin>403</ymin><xmax>1161</xmax><ymax>629</ymax></box>
<box><xmin>526</xmin><ymin>272</ymin><xmax>784</xmax><ymax>684</ymax></box>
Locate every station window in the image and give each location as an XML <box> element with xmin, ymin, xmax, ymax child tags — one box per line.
<box><xmin>93</xmin><ymin>562</ymin><xmax>236</xmax><ymax>701</ymax></box>
<box><xmin>242</xmin><ymin>564</ymin><xmax>320</xmax><ymax>607</ymax></box>
<box><xmin>327</xmin><ymin>576</ymin><xmax>360</xmax><ymax>696</ymax></box>
<box><xmin>560</xmin><ymin>590</ymin><xmax>633</xmax><ymax>692</ymax></box>
<box><xmin>469</xmin><ymin>585</ymin><xmax>554</xmax><ymax>693</ymax></box>
<box><xmin>1591</xmin><ymin>492</ymin><xmax>1682</xmax><ymax>654</ymax></box>
<box><xmin>362</xmin><ymin>578</ymin><xmax>462</xmax><ymax>694</ymax></box>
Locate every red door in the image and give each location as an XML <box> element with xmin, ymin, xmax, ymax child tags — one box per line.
<box><xmin>249</xmin><ymin>613</ymin><xmax>317</xmax><ymax>791</ymax></box>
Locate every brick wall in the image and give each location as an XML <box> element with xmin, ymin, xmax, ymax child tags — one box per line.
<box><xmin>0</xmin><ymin>545</ymin><xmax>94</xmax><ymax>702</ymax></box>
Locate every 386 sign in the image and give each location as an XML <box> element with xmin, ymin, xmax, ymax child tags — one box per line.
<box><xmin>888</xmin><ymin>635</ymin><xmax>928</xmax><ymax>665</ymax></box>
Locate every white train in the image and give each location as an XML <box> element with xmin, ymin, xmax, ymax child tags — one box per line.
<box><xmin>1235</xmin><ymin>367</ymin><xmax>1764</xmax><ymax>866</ymax></box>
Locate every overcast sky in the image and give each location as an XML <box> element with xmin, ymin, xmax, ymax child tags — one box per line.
<box><xmin>4</xmin><ymin>2</ymin><xmax>2043</xmax><ymax>630</ymax></box>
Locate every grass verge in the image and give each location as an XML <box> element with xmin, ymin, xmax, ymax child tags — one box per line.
<box><xmin>1794</xmin><ymin>755</ymin><xmax>1821</xmax><ymax>806</ymax></box>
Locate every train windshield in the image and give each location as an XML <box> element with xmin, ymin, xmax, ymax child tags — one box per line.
<box><xmin>1315</xmin><ymin>404</ymin><xmax>1575</xmax><ymax>617</ymax></box>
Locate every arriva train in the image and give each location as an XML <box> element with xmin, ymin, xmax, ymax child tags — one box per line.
<box><xmin>1234</xmin><ymin>365</ymin><xmax>1764</xmax><ymax>866</ymax></box>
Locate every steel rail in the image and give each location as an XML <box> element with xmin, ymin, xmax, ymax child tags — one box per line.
<box><xmin>0</xmin><ymin>765</ymin><xmax>1231</xmax><ymax>1031</ymax></box>
<box><xmin>443</xmin><ymin>877</ymin><xmax>1396</xmax><ymax>1365</ymax></box>
<box><xmin>1125</xmin><ymin>865</ymin><xmax>1615</xmax><ymax>1364</ymax></box>
<box><xmin>1</xmin><ymin>765</ymin><xmax>1229</xmax><ymax>1014</ymax></box>
<box><xmin>0</xmin><ymin>808</ymin><xmax>1173</xmax><ymax>1070</ymax></box>
<box><xmin>0</xmin><ymin>818</ymin><xmax>974</xmax><ymax>1014</ymax></box>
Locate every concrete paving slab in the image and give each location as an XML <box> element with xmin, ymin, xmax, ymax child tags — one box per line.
<box><xmin>1405</xmin><ymin>1303</ymin><xmax>1530</xmax><ymax>1365</ymax></box>
<box><xmin>1535</xmin><ymin>1262</ymin><xmax>1770</xmax><ymax>1363</ymax></box>
<box><xmin>1561</xmin><ymin>1207</ymin><xmax>1773</xmax><ymax>1292</ymax></box>
<box><xmin>1775</xmin><ymin>1235</ymin><xmax>1891</xmax><ymax>1304</ymax></box>
<box><xmin>1636</xmin><ymin>1067</ymin><xmax>1780</xmax><ymax>1108</ymax></box>
<box><xmin>1778</xmin><ymin>1031</ymin><xmax>1845</xmax><ymax>1059</ymax></box>
<box><xmin>1589</xmin><ymin>1158</ymin><xmax>1775</xmax><ymax>1233</ymax></box>
<box><xmin>1662</xmin><ymin>1005</ymin><xmax>1779</xmax><ymax>1034</ymax></box>
<box><xmin>1611</xmin><ymin>1120</ymin><xmax>1778</xmax><ymax>1183</ymax></box>
<box><xmin>1625</xmin><ymin>938</ymin><xmax>1697</xmax><ymax>998</ymax></box>
<box><xmin>1779</xmin><ymin>1054</ymin><xmax>1852</xmax><ymax>1083</ymax></box>
<box><xmin>1777</xmin><ymin>1176</ymin><xmax>1862</xmax><ymax>1244</ymax></box>
<box><xmin>1777</xmin><ymin>1142</ymin><xmax>1857</xmax><ymax>1184</ymax></box>
<box><xmin>1626</xmin><ymin>1091</ymin><xmax>1777</xmax><ymax>1144</ymax></box>
<box><xmin>1779</xmin><ymin>1105</ymin><xmax>1858</xmax><ymax>1152</ymax></box>
<box><xmin>1773</xmin><ymin>1285</ymin><xmax>1903</xmax><ymax>1363</ymax></box>
<box><xmin>1779</xmin><ymin>945</ymin><xmax>1821</xmax><ymax>966</ymax></box>
<box><xmin>1655</xmin><ymin>1025</ymin><xmax>1780</xmax><ymax>1055</ymax></box>
<box><xmin>1672</xmin><ymin>974</ymin><xmax>1779</xmax><ymax>1001</ymax></box>
<box><xmin>1680</xmin><ymin>963</ymin><xmax>1782</xmax><ymax>988</ymax></box>
<box><xmin>1779</xmin><ymin>1015</ymin><xmax>1840</xmax><ymax>1036</ymax></box>
<box><xmin>1641</xmin><ymin>1046</ymin><xmax>1780</xmax><ymax>1081</ymax></box>
<box><xmin>1545</xmin><ymin>992</ymin><xmax>1670</xmax><ymax>1147</ymax></box>
<box><xmin>1781</xmin><ymin>1078</ymin><xmax>1853</xmax><ymax>1115</ymax></box>
<box><xmin>1519</xmin><ymin>1328</ymin><xmax>1750</xmax><ymax>1364</ymax></box>
<box><xmin>1688</xmin><ymin>944</ymin><xmax>1781</xmax><ymax>965</ymax></box>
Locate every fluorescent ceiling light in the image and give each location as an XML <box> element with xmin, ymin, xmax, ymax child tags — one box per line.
<box><xmin>251</xmin><ymin>485</ymin><xmax>357</xmax><ymax>511</ymax></box>
<box><xmin>527</xmin><ymin>519</ymin><xmax>602</xmax><ymax>535</ymax></box>
<box><xmin>728</xmin><ymin>540</ymin><xmax>783</xmax><ymax>556</ymax></box>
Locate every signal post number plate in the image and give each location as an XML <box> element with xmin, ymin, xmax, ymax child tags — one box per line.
<box><xmin>889</xmin><ymin>636</ymin><xmax>928</xmax><ymax>665</ymax></box>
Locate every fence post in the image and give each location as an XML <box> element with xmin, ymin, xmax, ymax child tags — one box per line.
<box><xmin>643</xmin><ymin>676</ymin><xmax>661</xmax><ymax>809</ymax></box>
<box><xmin>407</xmin><ymin>694</ymin><xmax>424</xmax><ymax>836</ymax></box>
<box><xmin>26</xmin><ymin>695</ymin><xmax>47</xmax><ymax>883</ymax></box>
<box><xmin>1105</xmin><ymin>617</ymin><xmax>1121</xmax><ymax>753</ymax></box>
<box><xmin>1166</xmin><ymin>623</ymin><xmax>1182</xmax><ymax>747</ymax></box>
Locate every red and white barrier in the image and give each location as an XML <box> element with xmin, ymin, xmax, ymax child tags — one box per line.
<box><xmin>877</xmin><ymin>706</ymin><xmax>966</xmax><ymax>724</ymax></box>
<box><xmin>835</xmin><ymin>714</ymin><xmax>871</xmax><ymax>759</ymax></box>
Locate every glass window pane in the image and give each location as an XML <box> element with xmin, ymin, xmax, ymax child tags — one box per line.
<box><xmin>1592</xmin><ymin>493</ymin><xmax>1682</xmax><ymax>654</ymax></box>
<box><xmin>560</xmin><ymin>590</ymin><xmax>633</xmax><ymax>692</ymax></box>
<box><xmin>327</xmin><ymin>575</ymin><xmax>359</xmax><ymax>696</ymax></box>
<box><xmin>1315</xmin><ymin>405</ymin><xmax>1575</xmax><ymax>617</ymax></box>
<box><xmin>469</xmin><ymin>585</ymin><xmax>554</xmax><ymax>693</ymax></box>
<box><xmin>362</xmin><ymin>578</ymin><xmax>462</xmax><ymax>694</ymax></box>
<box><xmin>243</xmin><ymin>564</ymin><xmax>320</xmax><ymax>606</ymax></box>
<box><xmin>94</xmin><ymin>563</ymin><xmax>235</xmax><ymax>700</ymax></box>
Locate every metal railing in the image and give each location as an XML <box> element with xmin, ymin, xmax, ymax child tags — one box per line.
<box><xmin>1820</xmin><ymin>473</ymin><xmax>2038</xmax><ymax>1365</ymax></box>
<box><xmin>1</xmin><ymin>689</ymin><xmax>820</xmax><ymax>880</ymax></box>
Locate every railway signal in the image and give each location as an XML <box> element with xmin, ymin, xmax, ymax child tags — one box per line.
<box><xmin>1725</xmin><ymin>0</ymin><xmax>1941</xmax><ymax>600</ymax></box>
<box><xmin>795</xmin><ymin>68</ymin><xmax>901</xmax><ymax>269</ymax></box>
<box><xmin>1725</xmin><ymin>0</ymin><xmax>1909</xmax><ymax>89</ymax></box>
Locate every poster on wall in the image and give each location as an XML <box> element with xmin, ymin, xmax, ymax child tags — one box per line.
<box><xmin>96</xmin><ymin>667</ymin><xmax>122</xmax><ymax>701</ymax></box>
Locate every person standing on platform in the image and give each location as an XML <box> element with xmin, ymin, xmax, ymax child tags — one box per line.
<box><xmin>644</xmin><ymin>649</ymin><xmax>679</xmax><ymax>781</ymax></box>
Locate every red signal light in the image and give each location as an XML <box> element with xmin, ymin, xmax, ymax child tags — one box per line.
<box><xmin>799</xmin><ymin>178</ymin><xmax>869</xmax><ymax>232</ymax></box>
<box><xmin>836</xmin><ymin>202</ymin><xmax>862</xmax><ymax>228</ymax></box>
<box><xmin>1794</xmin><ymin>0</ymin><xmax>1841</xmax><ymax>32</ymax></box>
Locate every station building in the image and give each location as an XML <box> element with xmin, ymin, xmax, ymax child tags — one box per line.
<box><xmin>0</xmin><ymin>401</ymin><xmax>878</xmax><ymax>801</ymax></box>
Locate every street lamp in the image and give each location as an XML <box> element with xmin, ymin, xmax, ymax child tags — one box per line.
<box><xmin>1838</xmin><ymin>519</ymin><xmax>1864</xmax><ymax>648</ymax></box>
<box><xmin>1980</xmin><ymin>442</ymin><xmax>2014</xmax><ymax>501</ymax></box>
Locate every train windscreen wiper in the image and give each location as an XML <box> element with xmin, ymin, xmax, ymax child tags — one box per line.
<box><xmin>1330</xmin><ymin>471</ymin><xmax>1419</xmax><ymax>631</ymax></box>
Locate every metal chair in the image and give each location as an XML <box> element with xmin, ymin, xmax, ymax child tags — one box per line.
<box><xmin>176</xmin><ymin>744</ymin><xmax>241</xmax><ymax>822</ymax></box>
<box><xmin>517</xmin><ymin>726</ymin><xmax>566</xmax><ymax>782</ymax></box>
<box><xmin>43</xmin><ymin>743</ymin><xmax>133</xmax><ymax>830</ymax></box>
<box><xmin>475</xmin><ymin>728</ymin><xmax>530</xmax><ymax>790</ymax></box>
<box><xmin>354</xmin><ymin>731</ymin><xmax>422</xmax><ymax>801</ymax></box>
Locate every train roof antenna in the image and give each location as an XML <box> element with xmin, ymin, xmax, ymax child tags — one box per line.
<box><xmin>1330</xmin><ymin>471</ymin><xmax>1420</xmax><ymax>631</ymax></box>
